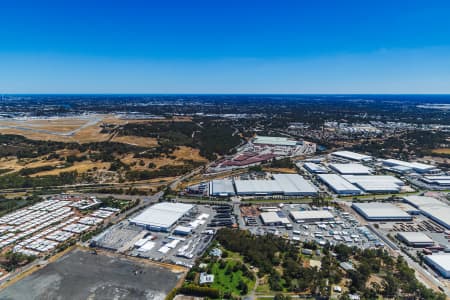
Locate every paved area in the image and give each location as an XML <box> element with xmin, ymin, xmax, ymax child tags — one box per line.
<box><xmin>0</xmin><ymin>249</ymin><xmax>183</xmax><ymax>300</ymax></box>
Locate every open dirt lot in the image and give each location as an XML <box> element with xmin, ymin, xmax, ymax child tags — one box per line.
<box><xmin>0</xmin><ymin>249</ymin><xmax>184</xmax><ymax>300</ymax></box>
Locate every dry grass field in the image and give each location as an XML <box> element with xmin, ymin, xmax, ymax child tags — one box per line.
<box><xmin>111</xmin><ymin>135</ymin><xmax>158</xmax><ymax>147</ymax></box>
<box><xmin>432</xmin><ymin>148</ymin><xmax>450</xmax><ymax>154</ymax></box>
<box><xmin>30</xmin><ymin>161</ymin><xmax>110</xmax><ymax>177</ymax></box>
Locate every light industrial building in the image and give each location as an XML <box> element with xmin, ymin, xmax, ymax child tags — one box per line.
<box><xmin>352</xmin><ymin>202</ymin><xmax>412</xmax><ymax>221</ymax></box>
<box><xmin>331</xmin><ymin>151</ymin><xmax>372</xmax><ymax>162</ymax></box>
<box><xmin>317</xmin><ymin>174</ymin><xmax>361</xmax><ymax>195</ymax></box>
<box><xmin>424</xmin><ymin>254</ymin><xmax>450</xmax><ymax>278</ymax></box>
<box><xmin>209</xmin><ymin>179</ymin><xmax>236</xmax><ymax>197</ymax></box>
<box><xmin>382</xmin><ymin>159</ymin><xmax>439</xmax><ymax>174</ymax></box>
<box><xmin>234</xmin><ymin>174</ymin><xmax>318</xmax><ymax>196</ymax></box>
<box><xmin>329</xmin><ymin>163</ymin><xmax>372</xmax><ymax>175</ymax></box>
<box><xmin>396</xmin><ymin>232</ymin><xmax>434</xmax><ymax>247</ymax></box>
<box><xmin>302</xmin><ymin>162</ymin><xmax>328</xmax><ymax>174</ymax></box>
<box><xmin>260</xmin><ymin>211</ymin><xmax>290</xmax><ymax>226</ymax></box>
<box><xmin>289</xmin><ymin>210</ymin><xmax>334</xmax><ymax>223</ymax></box>
<box><xmin>403</xmin><ymin>195</ymin><xmax>450</xmax><ymax>229</ymax></box>
<box><xmin>342</xmin><ymin>175</ymin><xmax>404</xmax><ymax>193</ymax></box>
<box><xmin>421</xmin><ymin>176</ymin><xmax>450</xmax><ymax>187</ymax></box>
<box><xmin>129</xmin><ymin>202</ymin><xmax>194</xmax><ymax>232</ymax></box>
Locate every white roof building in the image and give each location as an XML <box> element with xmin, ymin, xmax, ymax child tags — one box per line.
<box><xmin>253</xmin><ymin>136</ymin><xmax>299</xmax><ymax>147</ymax></box>
<box><xmin>382</xmin><ymin>159</ymin><xmax>438</xmax><ymax>174</ymax></box>
<box><xmin>129</xmin><ymin>202</ymin><xmax>194</xmax><ymax>231</ymax></box>
<box><xmin>331</xmin><ymin>151</ymin><xmax>372</xmax><ymax>162</ymax></box>
<box><xmin>403</xmin><ymin>195</ymin><xmax>445</xmax><ymax>208</ymax></box>
<box><xmin>329</xmin><ymin>163</ymin><xmax>372</xmax><ymax>175</ymax></box>
<box><xmin>402</xmin><ymin>195</ymin><xmax>450</xmax><ymax>229</ymax></box>
<box><xmin>396</xmin><ymin>232</ymin><xmax>434</xmax><ymax>247</ymax></box>
<box><xmin>342</xmin><ymin>175</ymin><xmax>404</xmax><ymax>193</ymax></box>
<box><xmin>421</xmin><ymin>176</ymin><xmax>450</xmax><ymax>186</ymax></box>
<box><xmin>317</xmin><ymin>174</ymin><xmax>361</xmax><ymax>195</ymax></box>
<box><xmin>352</xmin><ymin>202</ymin><xmax>412</xmax><ymax>221</ymax></box>
<box><xmin>424</xmin><ymin>254</ymin><xmax>450</xmax><ymax>278</ymax></box>
<box><xmin>234</xmin><ymin>174</ymin><xmax>318</xmax><ymax>196</ymax></box>
<box><xmin>302</xmin><ymin>162</ymin><xmax>328</xmax><ymax>174</ymax></box>
<box><xmin>289</xmin><ymin>210</ymin><xmax>334</xmax><ymax>222</ymax></box>
<box><xmin>260</xmin><ymin>211</ymin><xmax>291</xmax><ymax>225</ymax></box>
<box><xmin>209</xmin><ymin>179</ymin><xmax>236</xmax><ymax>196</ymax></box>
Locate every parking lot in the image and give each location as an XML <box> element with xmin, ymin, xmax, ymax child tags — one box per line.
<box><xmin>240</xmin><ymin>203</ymin><xmax>382</xmax><ymax>249</ymax></box>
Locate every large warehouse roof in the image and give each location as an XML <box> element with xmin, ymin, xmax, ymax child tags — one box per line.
<box><xmin>402</xmin><ymin>195</ymin><xmax>445</xmax><ymax>208</ymax></box>
<box><xmin>402</xmin><ymin>195</ymin><xmax>450</xmax><ymax>229</ymax></box>
<box><xmin>317</xmin><ymin>174</ymin><xmax>361</xmax><ymax>195</ymax></box>
<box><xmin>290</xmin><ymin>210</ymin><xmax>334</xmax><ymax>221</ymax></box>
<box><xmin>272</xmin><ymin>174</ymin><xmax>318</xmax><ymax>195</ymax></box>
<box><xmin>329</xmin><ymin>163</ymin><xmax>372</xmax><ymax>175</ymax></box>
<box><xmin>342</xmin><ymin>175</ymin><xmax>404</xmax><ymax>193</ymax></box>
<box><xmin>352</xmin><ymin>202</ymin><xmax>412</xmax><ymax>221</ymax></box>
<box><xmin>130</xmin><ymin>202</ymin><xmax>194</xmax><ymax>229</ymax></box>
<box><xmin>425</xmin><ymin>254</ymin><xmax>450</xmax><ymax>278</ymax></box>
<box><xmin>209</xmin><ymin>179</ymin><xmax>235</xmax><ymax>196</ymax></box>
<box><xmin>419</xmin><ymin>206</ymin><xmax>450</xmax><ymax>229</ymax></box>
<box><xmin>396</xmin><ymin>232</ymin><xmax>434</xmax><ymax>245</ymax></box>
<box><xmin>253</xmin><ymin>136</ymin><xmax>298</xmax><ymax>146</ymax></box>
<box><xmin>331</xmin><ymin>151</ymin><xmax>371</xmax><ymax>161</ymax></box>
<box><xmin>234</xmin><ymin>180</ymin><xmax>282</xmax><ymax>195</ymax></box>
<box><xmin>382</xmin><ymin>159</ymin><xmax>436</xmax><ymax>172</ymax></box>
<box><xmin>234</xmin><ymin>174</ymin><xmax>317</xmax><ymax>196</ymax></box>
<box><xmin>260</xmin><ymin>211</ymin><xmax>290</xmax><ymax>225</ymax></box>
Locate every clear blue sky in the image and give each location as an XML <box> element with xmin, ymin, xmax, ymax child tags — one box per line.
<box><xmin>1</xmin><ymin>0</ymin><xmax>450</xmax><ymax>93</ymax></box>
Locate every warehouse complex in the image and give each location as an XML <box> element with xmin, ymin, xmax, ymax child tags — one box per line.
<box><xmin>396</xmin><ymin>232</ymin><xmax>434</xmax><ymax>247</ymax></box>
<box><xmin>209</xmin><ymin>174</ymin><xmax>318</xmax><ymax>197</ymax></box>
<box><xmin>424</xmin><ymin>254</ymin><xmax>450</xmax><ymax>278</ymax></box>
<box><xmin>317</xmin><ymin>174</ymin><xmax>361</xmax><ymax>195</ymax></box>
<box><xmin>129</xmin><ymin>202</ymin><xmax>194</xmax><ymax>232</ymax></box>
<box><xmin>403</xmin><ymin>196</ymin><xmax>450</xmax><ymax>229</ymax></box>
<box><xmin>352</xmin><ymin>202</ymin><xmax>412</xmax><ymax>221</ymax></box>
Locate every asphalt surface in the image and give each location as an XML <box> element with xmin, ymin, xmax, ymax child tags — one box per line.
<box><xmin>0</xmin><ymin>249</ymin><xmax>182</xmax><ymax>300</ymax></box>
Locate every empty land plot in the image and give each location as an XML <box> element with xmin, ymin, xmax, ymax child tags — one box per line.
<box><xmin>111</xmin><ymin>135</ymin><xmax>159</xmax><ymax>147</ymax></box>
<box><xmin>0</xmin><ymin>249</ymin><xmax>183</xmax><ymax>300</ymax></box>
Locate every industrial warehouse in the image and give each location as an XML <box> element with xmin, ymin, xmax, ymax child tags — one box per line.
<box><xmin>352</xmin><ymin>202</ymin><xmax>412</xmax><ymax>221</ymax></box>
<box><xmin>129</xmin><ymin>202</ymin><xmax>194</xmax><ymax>231</ymax></box>
<box><xmin>330</xmin><ymin>150</ymin><xmax>372</xmax><ymax>162</ymax></box>
<box><xmin>403</xmin><ymin>195</ymin><xmax>450</xmax><ymax>229</ymax></box>
<box><xmin>396</xmin><ymin>232</ymin><xmax>435</xmax><ymax>247</ymax></box>
<box><xmin>317</xmin><ymin>174</ymin><xmax>361</xmax><ymax>195</ymax></box>
<box><xmin>318</xmin><ymin>173</ymin><xmax>406</xmax><ymax>194</ymax></box>
<box><xmin>209</xmin><ymin>173</ymin><xmax>318</xmax><ymax>197</ymax></box>
<box><xmin>382</xmin><ymin>158</ymin><xmax>440</xmax><ymax>174</ymax></box>
<box><xmin>329</xmin><ymin>163</ymin><xmax>372</xmax><ymax>175</ymax></box>
<box><xmin>424</xmin><ymin>254</ymin><xmax>450</xmax><ymax>278</ymax></box>
<box><xmin>289</xmin><ymin>210</ymin><xmax>334</xmax><ymax>223</ymax></box>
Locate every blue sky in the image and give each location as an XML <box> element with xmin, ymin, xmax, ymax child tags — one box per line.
<box><xmin>1</xmin><ymin>0</ymin><xmax>450</xmax><ymax>93</ymax></box>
